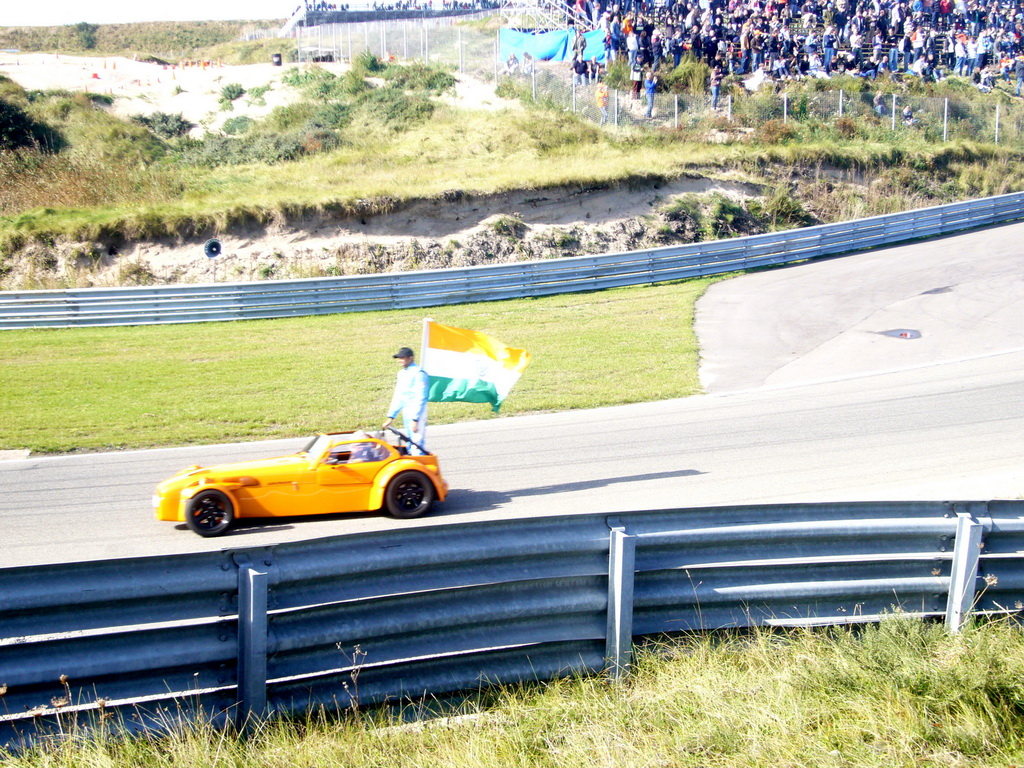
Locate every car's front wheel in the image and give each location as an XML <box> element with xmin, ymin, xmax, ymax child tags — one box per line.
<box><xmin>185</xmin><ymin>489</ymin><xmax>235</xmax><ymax>537</ymax></box>
<box><xmin>384</xmin><ymin>471</ymin><xmax>434</xmax><ymax>519</ymax></box>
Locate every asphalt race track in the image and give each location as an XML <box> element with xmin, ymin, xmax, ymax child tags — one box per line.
<box><xmin>3</xmin><ymin>222</ymin><xmax>1024</xmax><ymax>568</ymax></box>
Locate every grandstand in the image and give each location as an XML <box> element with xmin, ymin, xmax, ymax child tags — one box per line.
<box><xmin>281</xmin><ymin>1</ymin><xmax>497</xmax><ymax>34</ymax></box>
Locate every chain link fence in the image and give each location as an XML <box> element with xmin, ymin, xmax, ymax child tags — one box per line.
<box><xmin>295</xmin><ymin>18</ymin><xmax>1024</xmax><ymax>146</ymax></box>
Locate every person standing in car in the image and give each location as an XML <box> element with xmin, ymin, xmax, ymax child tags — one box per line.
<box><xmin>383</xmin><ymin>346</ymin><xmax>429</xmax><ymax>454</ymax></box>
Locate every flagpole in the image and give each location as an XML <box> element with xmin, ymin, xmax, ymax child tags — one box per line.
<box><xmin>421</xmin><ymin>317</ymin><xmax>432</xmax><ymax>371</ymax></box>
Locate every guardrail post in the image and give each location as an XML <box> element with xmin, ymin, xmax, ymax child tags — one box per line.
<box><xmin>236</xmin><ymin>560</ymin><xmax>269</xmax><ymax>729</ymax></box>
<box><xmin>606</xmin><ymin>523</ymin><xmax>637</xmax><ymax>679</ymax></box>
<box><xmin>945</xmin><ymin>513</ymin><xmax>984</xmax><ymax>632</ymax></box>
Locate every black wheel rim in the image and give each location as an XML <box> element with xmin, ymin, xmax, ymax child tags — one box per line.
<box><xmin>394</xmin><ymin>480</ymin><xmax>425</xmax><ymax>511</ymax></box>
<box><xmin>193</xmin><ymin>496</ymin><xmax>227</xmax><ymax>530</ymax></box>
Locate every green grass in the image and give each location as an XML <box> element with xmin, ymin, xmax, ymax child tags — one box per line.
<box><xmin>6</xmin><ymin>58</ymin><xmax>1024</xmax><ymax>257</ymax></box>
<box><xmin>0</xmin><ymin>20</ymin><xmax>283</xmax><ymax>59</ymax></box>
<box><xmin>0</xmin><ymin>278</ymin><xmax>715</xmax><ymax>454</ymax></box>
<box><xmin>6</xmin><ymin>616</ymin><xmax>1024</xmax><ymax>766</ymax></box>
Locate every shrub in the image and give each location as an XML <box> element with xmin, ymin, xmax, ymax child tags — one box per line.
<box><xmin>602</xmin><ymin>58</ymin><xmax>631</xmax><ymax>90</ymax></box>
<box><xmin>755</xmin><ymin>118</ymin><xmax>799</xmax><ymax>143</ymax></box>
<box><xmin>219</xmin><ymin>82</ymin><xmax>245</xmax><ymax>110</ymax></box>
<box><xmin>490</xmin><ymin>214</ymin><xmax>526</xmax><ymax>238</ymax></box>
<box><xmin>752</xmin><ymin>182</ymin><xmax>813</xmax><ymax>229</ymax></box>
<box><xmin>495</xmin><ymin>79</ymin><xmax>526</xmax><ymax>100</ymax></box>
<box><xmin>661</xmin><ymin>56</ymin><xmax>710</xmax><ymax>96</ymax></box>
<box><xmin>382</xmin><ymin>63</ymin><xmax>456</xmax><ymax>94</ymax></box>
<box><xmin>177</xmin><ymin>128</ymin><xmax>339</xmax><ymax>166</ymax></box>
<box><xmin>356</xmin><ymin>88</ymin><xmax>434</xmax><ymax>130</ymax></box>
<box><xmin>264</xmin><ymin>102</ymin><xmax>318</xmax><ymax>132</ymax></box>
<box><xmin>221</xmin><ymin>115</ymin><xmax>254</xmax><ymax>135</ymax></box>
<box><xmin>0</xmin><ymin>98</ymin><xmax>64</xmax><ymax>151</ymax></box>
<box><xmin>220</xmin><ymin>83</ymin><xmax>246</xmax><ymax>102</ymax></box>
<box><xmin>307</xmin><ymin>102</ymin><xmax>351</xmax><ymax>130</ymax></box>
<box><xmin>834</xmin><ymin>115</ymin><xmax>858</xmax><ymax>138</ymax></box>
<box><xmin>703</xmin><ymin>194</ymin><xmax>751</xmax><ymax>239</ymax></box>
<box><xmin>73</xmin><ymin>22</ymin><xmax>98</xmax><ymax>50</ymax></box>
<box><xmin>247</xmin><ymin>84</ymin><xmax>271</xmax><ymax>106</ymax></box>
<box><xmin>340</xmin><ymin>69</ymin><xmax>371</xmax><ymax>96</ymax></box>
<box><xmin>662</xmin><ymin>195</ymin><xmax>702</xmax><ymax>224</ymax></box>
<box><xmin>131</xmin><ymin>111</ymin><xmax>193</xmax><ymax>138</ymax></box>
<box><xmin>353</xmin><ymin>49</ymin><xmax>385</xmax><ymax>74</ymax></box>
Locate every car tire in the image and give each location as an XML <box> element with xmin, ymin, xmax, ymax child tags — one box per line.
<box><xmin>385</xmin><ymin>471</ymin><xmax>434</xmax><ymax>519</ymax></box>
<box><xmin>185</xmin><ymin>489</ymin><xmax>235</xmax><ymax>537</ymax></box>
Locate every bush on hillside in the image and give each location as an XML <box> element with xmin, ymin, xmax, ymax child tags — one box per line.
<box><xmin>73</xmin><ymin>22</ymin><xmax>98</xmax><ymax>50</ymax></box>
<box><xmin>353</xmin><ymin>49</ymin><xmax>385</xmax><ymax>74</ymax></box>
<box><xmin>660</xmin><ymin>56</ymin><xmax>710</xmax><ymax>96</ymax></box>
<box><xmin>382</xmin><ymin>63</ymin><xmax>456</xmax><ymax>94</ymax></box>
<box><xmin>0</xmin><ymin>98</ymin><xmax>65</xmax><ymax>151</ymax></box>
<box><xmin>177</xmin><ymin>128</ymin><xmax>341</xmax><ymax>166</ymax></box>
<box><xmin>221</xmin><ymin>116</ymin><xmax>254</xmax><ymax>135</ymax></box>
<box><xmin>356</xmin><ymin>88</ymin><xmax>435</xmax><ymax>130</ymax></box>
<box><xmin>131</xmin><ymin>111</ymin><xmax>193</xmax><ymax>138</ymax></box>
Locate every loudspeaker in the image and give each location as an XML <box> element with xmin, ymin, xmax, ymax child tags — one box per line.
<box><xmin>204</xmin><ymin>239</ymin><xmax>222</xmax><ymax>259</ymax></box>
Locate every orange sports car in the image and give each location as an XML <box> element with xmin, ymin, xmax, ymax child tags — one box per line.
<box><xmin>153</xmin><ymin>428</ymin><xmax>447</xmax><ymax>537</ymax></box>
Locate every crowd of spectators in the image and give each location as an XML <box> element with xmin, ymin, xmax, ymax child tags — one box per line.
<box><xmin>294</xmin><ymin>0</ymin><xmax>488</xmax><ymax>15</ymax></box>
<box><xmin>568</xmin><ymin>0</ymin><xmax>1024</xmax><ymax>93</ymax></box>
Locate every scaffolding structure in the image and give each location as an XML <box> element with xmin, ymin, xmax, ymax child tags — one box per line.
<box><xmin>500</xmin><ymin>0</ymin><xmax>591</xmax><ymax>30</ymax></box>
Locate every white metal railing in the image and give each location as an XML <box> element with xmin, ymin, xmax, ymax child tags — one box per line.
<box><xmin>1</xmin><ymin>500</ymin><xmax>1016</xmax><ymax>748</ymax></box>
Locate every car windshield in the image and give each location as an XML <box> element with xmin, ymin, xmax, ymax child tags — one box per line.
<box><xmin>299</xmin><ymin>434</ymin><xmax>334</xmax><ymax>457</ymax></box>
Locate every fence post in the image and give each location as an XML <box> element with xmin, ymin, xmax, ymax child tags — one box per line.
<box><xmin>728</xmin><ymin>93</ymin><xmax>732</xmax><ymax>122</ymax></box>
<box><xmin>572</xmin><ymin>77</ymin><xmax>577</xmax><ymax>113</ymax></box>
<box><xmin>606</xmin><ymin>523</ymin><xmax>637</xmax><ymax>679</ymax></box>
<box><xmin>783</xmin><ymin>92</ymin><xmax>788</xmax><ymax>123</ymax></box>
<box><xmin>839</xmin><ymin>89</ymin><xmax>844</xmax><ymax>117</ymax></box>
<box><xmin>995</xmin><ymin>102</ymin><xmax>1000</xmax><ymax>144</ymax></box>
<box><xmin>943</xmin><ymin>98</ymin><xmax>948</xmax><ymax>142</ymax></box>
<box><xmin>236</xmin><ymin>560</ymin><xmax>269</xmax><ymax>729</ymax></box>
<box><xmin>674</xmin><ymin>93</ymin><xmax>678</xmax><ymax>129</ymax></box>
<box><xmin>891</xmin><ymin>94</ymin><xmax>897</xmax><ymax>130</ymax></box>
<box><xmin>532</xmin><ymin>65</ymin><xmax>537</xmax><ymax>101</ymax></box>
<box><xmin>614</xmin><ymin>88</ymin><xmax>619</xmax><ymax>126</ymax></box>
<box><xmin>945</xmin><ymin>513</ymin><xmax>985</xmax><ymax>633</ymax></box>
<box><xmin>459</xmin><ymin>27</ymin><xmax>463</xmax><ymax>74</ymax></box>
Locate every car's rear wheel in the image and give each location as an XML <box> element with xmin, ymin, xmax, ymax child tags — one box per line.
<box><xmin>385</xmin><ymin>471</ymin><xmax>434</xmax><ymax>519</ymax></box>
<box><xmin>185</xmin><ymin>489</ymin><xmax>235</xmax><ymax>537</ymax></box>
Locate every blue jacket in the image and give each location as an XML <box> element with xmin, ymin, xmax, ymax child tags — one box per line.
<box><xmin>388</xmin><ymin>363</ymin><xmax>429</xmax><ymax>421</ymax></box>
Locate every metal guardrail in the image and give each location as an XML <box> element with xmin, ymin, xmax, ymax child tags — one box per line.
<box><xmin>2</xmin><ymin>500</ymin><xmax>1021</xmax><ymax>747</ymax></box>
<box><xmin>1</xmin><ymin>193</ymin><xmax>1022</xmax><ymax>330</ymax></box>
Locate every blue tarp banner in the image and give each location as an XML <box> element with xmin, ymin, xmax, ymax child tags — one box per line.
<box><xmin>499</xmin><ymin>28</ymin><xmax>606</xmax><ymax>63</ymax></box>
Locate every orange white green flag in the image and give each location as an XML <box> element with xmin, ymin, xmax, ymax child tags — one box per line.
<box><xmin>420</xmin><ymin>319</ymin><xmax>531</xmax><ymax>412</ymax></box>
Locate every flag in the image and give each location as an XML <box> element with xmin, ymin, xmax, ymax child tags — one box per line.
<box><xmin>420</xmin><ymin>319</ymin><xmax>531</xmax><ymax>412</ymax></box>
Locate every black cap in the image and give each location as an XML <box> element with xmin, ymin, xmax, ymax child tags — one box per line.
<box><xmin>393</xmin><ymin>347</ymin><xmax>414</xmax><ymax>359</ymax></box>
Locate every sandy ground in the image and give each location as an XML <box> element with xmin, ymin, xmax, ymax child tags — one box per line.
<box><xmin>0</xmin><ymin>52</ymin><xmax>311</xmax><ymax>134</ymax></box>
<box><xmin>0</xmin><ymin>51</ymin><xmax>519</xmax><ymax>133</ymax></box>
<box><xmin>0</xmin><ymin>53</ymin><xmax>755</xmax><ymax>286</ymax></box>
